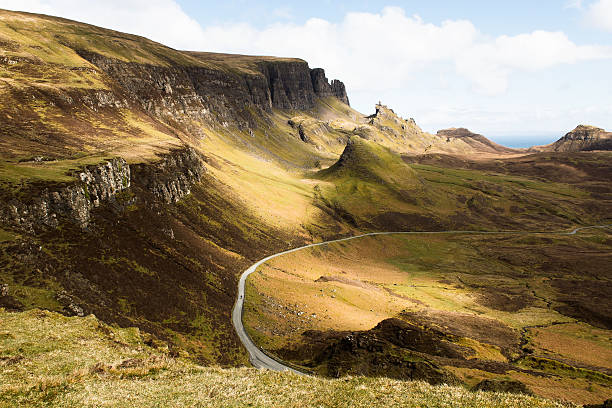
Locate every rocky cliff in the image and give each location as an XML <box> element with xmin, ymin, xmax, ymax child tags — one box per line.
<box><xmin>310</xmin><ymin>68</ymin><xmax>350</xmax><ymax>106</ymax></box>
<box><xmin>78</xmin><ymin>51</ymin><xmax>349</xmax><ymax>131</ymax></box>
<box><xmin>0</xmin><ymin>158</ymin><xmax>130</xmax><ymax>231</ymax></box>
<box><xmin>131</xmin><ymin>147</ymin><xmax>205</xmax><ymax>204</ymax></box>
<box><xmin>546</xmin><ymin>125</ymin><xmax>612</xmax><ymax>152</ymax></box>
<box><xmin>0</xmin><ymin>148</ymin><xmax>204</xmax><ymax>231</ymax></box>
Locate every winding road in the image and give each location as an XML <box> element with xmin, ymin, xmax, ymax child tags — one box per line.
<box><xmin>231</xmin><ymin>224</ymin><xmax>612</xmax><ymax>372</ymax></box>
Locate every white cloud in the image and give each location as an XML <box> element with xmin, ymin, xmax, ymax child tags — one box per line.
<box><xmin>192</xmin><ymin>7</ymin><xmax>612</xmax><ymax>95</ymax></box>
<box><xmin>585</xmin><ymin>0</ymin><xmax>612</xmax><ymax>31</ymax></box>
<box><xmin>0</xmin><ymin>0</ymin><xmax>206</xmax><ymax>49</ymax></box>
<box><xmin>1</xmin><ymin>1</ymin><xmax>611</xmax><ymax>134</ymax></box>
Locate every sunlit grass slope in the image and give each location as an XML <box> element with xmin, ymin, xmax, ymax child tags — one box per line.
<box><xmin>309</xmin><ymin>135</ymin><xmax>601</xmax><ymax>232</ymax></box>
<box><xmin>0</xmin><ymin>308</ymin><xmax>574</xmax><ymax>408</ymax></box>
<box><xmin>244</xmin><ymin>230</ymin><xmax>612</xmax><ymax>405</ymax></box>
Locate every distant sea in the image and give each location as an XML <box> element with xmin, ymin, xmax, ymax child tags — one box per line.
<box><xmin>486</xmin><ymin>134</ymin><xmax>561</xmax><ymax>149</ymax></box>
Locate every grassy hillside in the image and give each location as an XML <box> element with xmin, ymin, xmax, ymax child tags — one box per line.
<box><xmin>310</xmin><ymin>136</ymin><xmax>608</xmax><ymax>232</ymax></box>
<box><xmin>0</xmin><ymin>308</ymin><xmax>576</xmax><ymax>408</ymax></box>
<box><xmin>0</xmin><ymin>8</ymin><xmax>610</xmax><ymax>407</ymax></box>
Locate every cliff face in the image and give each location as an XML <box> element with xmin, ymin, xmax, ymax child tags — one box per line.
<box><xmin>0</xmin><ymin>158</ymin><xmax>130</xmax><ymax>231</ymax></box>
<box><xmin>310</xmin><ymin>68</ymin><xmax>350</xmax><ymax>106</ymax></box>
<box><xmin>260</xmin><ymin>60</ymin><xmax>316</xmax><ymax>110</ymax></box>
<box><xmin>78</xmin><ymin>51</ymin><xmax>349</xmax><ymax>130</ymax></box>
<box><xmin>131</xmin><ymin>148</ymin><xmax>205</xmax><ymax>204</ymax></box>
<box><xmin>0</xmin><ymin>148</ymin><xmax>204</xmax><ymax>231</ymax></box>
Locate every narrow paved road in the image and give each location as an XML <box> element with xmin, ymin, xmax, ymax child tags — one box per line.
<box><xmin>232</xmin><ymin>224</ymin><xmax>611</xmax><ymax>372</ymax></box>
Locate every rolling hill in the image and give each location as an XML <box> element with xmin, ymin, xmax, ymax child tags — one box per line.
<box><xmin>0</xmin><ymin>8</ymin><xmax>611</xmax><ymax>407</ymax></box>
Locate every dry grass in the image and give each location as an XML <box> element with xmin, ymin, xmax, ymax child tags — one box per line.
<box><xmin>243</xmin><ymin>232</ymin><xmax>612</xmax><ymax>405</ymax></box>
<box><xmin>530</xmin><ymin>323</ymin><xmax>612</xmax><ymax>370</ymax></box>
<box><xmin>0</xmin><ymin>308</ymin><xmax>574</xmax><ymax>408</ymax></box>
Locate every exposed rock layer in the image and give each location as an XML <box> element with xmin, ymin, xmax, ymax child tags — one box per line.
<box><xmin>0</xmin><ymin>158</ymin><xmax>130</xmax><ymax>231</ymax></box>
<box><xmin>0</xmin><ymin>148</ymin><xmax>204</xmax><ymax>231</ymax></box>
<box><xmin>131</xmin><ymin>147</ymin><xmax>205</xmax><ymax>204</ymax></box>
<box><xmin>551</xmin><ymin>125</ymin><xmax>612</xmax><ymax>152</ymax></box>
<box><xmin>310</xmin><ymin>68</ymin><xmax>350</xmax><ymax>105</ymax></box>
<box><xmin>78</xmin><ymin>51</ymin><xmax>349</xmax><ymax>130</ymax></box>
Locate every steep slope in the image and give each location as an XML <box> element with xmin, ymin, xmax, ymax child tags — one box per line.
<box><xmin>0</xmin><ymin>309</ymin><xmax>571</xmax><ymax>408</ymax></box>
<box><xmin>531</xmin><ymin>125</ymin><xmax>612</xmax><ymax>152</ymax></box>
<box><xmin>318</xmin><ymin>136</ymin><xmax>419</xmax><ymax>186</ymax></box>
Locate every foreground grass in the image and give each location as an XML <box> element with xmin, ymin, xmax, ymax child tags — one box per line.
<box><xmin>0</xmin><ymin>309</ymin><xmax>574</xmax><ymax>408</ymax></box>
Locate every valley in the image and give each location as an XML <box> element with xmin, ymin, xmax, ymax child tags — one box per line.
<box><xmin>242</xmin><ymin>228</ymin><xmax>612</xmax><ymax>404</ymax></box>
<box><xmin>0</xmin><ymin>8</ymin><xmax>610</xmax><ymax>408</ymax></box>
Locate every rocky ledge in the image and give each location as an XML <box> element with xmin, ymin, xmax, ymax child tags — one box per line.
<box><xmin>0</xmin><ymin>158</ymin><xmax>130</xmax><ymax>231</ymax></box>
<box><xmin>131</xmin><ymin>147</ymin><xmax>205</xmax><ymax>204</ymax></box>
<box><xmin>0</xmin><ymin>147</ymin><xmax>205</xmax><ymax>231</ymax></box>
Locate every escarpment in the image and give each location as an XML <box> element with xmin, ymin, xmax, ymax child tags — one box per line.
<box><xmin>0</xmin><ymin>148</ymin><xmax>204</xmax><ymax>231</ymax></box>
<box><xmin>0</xmin><ymin>158</ymin><xmax>130</xmax><ymax>231</ymax></box>
<box><xmin>131</xmin><ymin>147</ymin><xmax>205</xmax><ymax>204</ymax></box>
<box><xmin>77</xmin><ymin>50</ymin><xmax>350</xmax><ymax>129</ymax></box>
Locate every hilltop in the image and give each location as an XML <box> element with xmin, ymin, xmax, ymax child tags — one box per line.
<box><xmin>437</xmin><ymin>127</ymin><xmax>519</xmax><ymax>154</ymax></box>
<box><xmin>531</xmin><ymin>125</ymin><xmax>612</xmax><ymax>153</ymax></box>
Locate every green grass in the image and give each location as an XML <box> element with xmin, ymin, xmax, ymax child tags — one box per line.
<box><xmin>410</xmin><ymin>164</ymin><xmax>586</xmax><ymax>199</ymax></box>
<box><xmin>0</xmin><ymin>155</ymin><xmax>118</xmax><ymax>191</ymax></box>
<box><xmin>0</xmin><ymin>308</ymin><xmax>575</xmax><ymax>408</ymax></box>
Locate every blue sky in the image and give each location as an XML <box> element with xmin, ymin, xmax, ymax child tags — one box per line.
<box><xmin>2</xmin><ymin>0</ymin><xmax>612</xmax><ymax>146</ymax></box>
<box><xmin>179</xmin><ymin>0</ymin><xmax>593</xmax><ymax>38</ymax></box>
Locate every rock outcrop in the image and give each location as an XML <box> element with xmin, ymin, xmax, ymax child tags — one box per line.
<box><xmin>0</xmin><ymin>148</ymin><xmax>205</xmax><ymax>231</ymax></box>
<box><xmin>77</xmin><ymin>51</ymin><xmax>349</xmax><ymax>130</ymax></box>
<box><xmin>297</xmin><ymin>318</ymin><xmax>463</xmax><ymax>384</ymax></box>
<box><xmin>131</xmin><ymin>147</ymin><xmax>205</xmax><ymax>204</ymax></box>
<box><xmin>310</xmin><ymin>68</ymin><xmax>350</xmax><ymax>106</ymax></box>
<box><xmin>287</xmin><ymin>116</ymin><xmax>332</xmax><ymax>144</ymax></box>
<box><xmin>548</xmin><ymin>125</ymin><xmax>612</xmax><ymax>152</ymax></box>
<box><xmin>0</xmin><ymin>158</ymin><xmax>130</xmax><ymax>231</ymax></box>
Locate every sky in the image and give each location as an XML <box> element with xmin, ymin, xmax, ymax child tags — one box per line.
<box><xmin>2</xmin><ymin>1</ymin><xmax>612</xmax><ymax>146</ymax></box>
